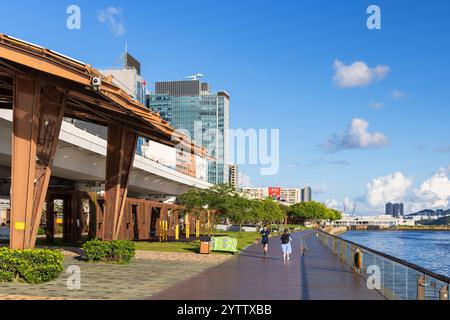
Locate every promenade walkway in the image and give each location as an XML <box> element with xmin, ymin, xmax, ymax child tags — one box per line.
<box><xmin>150</xmin><ymin>230</ymin><xmax>384</xmax><ymax>300</ymax></box>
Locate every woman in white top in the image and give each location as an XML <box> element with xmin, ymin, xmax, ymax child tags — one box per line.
<box><xmin>280</xmin><ymin>229</ymin><xmax>293</xmax><ymax>261</ymax></box>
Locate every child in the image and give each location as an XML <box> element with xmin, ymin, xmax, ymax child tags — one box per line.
<box><xmin>281</xmin><ymin>229</ymin><xmax>293</xmax><ymax>261</ymax></box>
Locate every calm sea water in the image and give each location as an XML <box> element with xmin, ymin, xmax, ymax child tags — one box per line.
<box><xmin>340</xmin><ymin>231</ymin><xmax>450</xmax><ymax>278</ymax></box>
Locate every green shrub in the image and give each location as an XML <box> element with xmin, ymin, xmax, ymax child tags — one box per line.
<box><xmin>0</xmin><ymin>248</ymin><xmax>64</xmax><ymax>283</ymax></box>
<box><xmin>37</xmin><ymin>227</ymin><xmax>45</xmax><ymax>235</ymax></box>
<box><xmin>83</xmin><ymin>239</ymin><xmax>135</xmax><ymax>264</ymax></box>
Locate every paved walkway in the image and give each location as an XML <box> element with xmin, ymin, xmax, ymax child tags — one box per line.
<box><xmin>150</xmin><ymin>231</ymin><xmax>384</xmax><ymax>300</ymax></box>
<box><xmin>0</xmin><ymin>251</ymin><xmax>231</xmax><ymax>300</ymax></box>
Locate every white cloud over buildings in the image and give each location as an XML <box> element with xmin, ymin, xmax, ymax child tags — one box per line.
<box><xmin>366</xmin><ymin>172</ymin><xmax>413</xmax><ymax>207</ymax></box>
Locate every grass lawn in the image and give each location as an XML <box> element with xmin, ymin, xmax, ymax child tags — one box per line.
<box><xmin>134</xmin><ymin>231</ymin><xmax>263</xmax><ymax>254</ymax></box>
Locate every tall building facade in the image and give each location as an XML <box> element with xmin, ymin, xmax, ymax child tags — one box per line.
<box><xmin>301</xmin><ymin>186</ymin><xmax>312</xmax><ymax>202</ymax></box>
<box><xmin>100</xmin><ymin>53</ymin><xmax>147</xmax><ymax>155</ymax></box>
<box><xmin>228</xmin><ymin>164</ymin><xmax>238</xmax><ymax>189</ymax></box>
<box><xmin>386</xmin><ymin>202</ymin><xmax>404</xmax><ymax>217</ymax></box>
<box><xmin>239</xmin><ymin>187</ymin><xmax>301</xmax><ymax>205</ymax></box>
<box><xmin>147</xmin><ymin>79</ymin><xmax>229</xmax><ymax>185</ymax></box>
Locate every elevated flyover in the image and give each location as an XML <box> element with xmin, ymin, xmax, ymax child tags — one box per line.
<box><xmin>0</xmin><ymin>34</ymin><xmax>209</xmax><ymax>249</ymax></box>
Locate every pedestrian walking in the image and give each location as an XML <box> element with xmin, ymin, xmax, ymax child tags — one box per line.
<box><xmin>281</xmin><ymin>229</ymin><xmax>293</xmax><ymax>261</ymax></box>
<box><xmin>260</xmin><ymin>224</ymin><xmax>270</xmax><ymax>256</ymax></box>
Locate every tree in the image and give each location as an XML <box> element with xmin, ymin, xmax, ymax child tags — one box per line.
<box><xmin>260</xmin><ymin>197</ymin><xmax>285</xmax><ymax>225</ymax></box>
<box><xmin>289</xmin><ymin>201</ymin><xmax>343</xmax><ymax>225</ymax></box>
<box><xmin>204</xmin><ymin>184</ymin><xmax>238</xmax><ymax>219</ymax></box>
<box><xmin>289</xmin><ymin>201</ymin><xmax>328</xmax><ymax>225</ymax></box>
<box><xmin>176</xmin><ymin>188</ymin><xmax>208</xmax><ymax>217</ymax></box>
<box><xmin>327</xmin><ymin>208</ymin><xmax>342</xmax><ymax>221</ymax></box>
<box><xmin>226</xmin><ymin>195</ymin><xmax>254</xmax><ymax>232</ymax></box>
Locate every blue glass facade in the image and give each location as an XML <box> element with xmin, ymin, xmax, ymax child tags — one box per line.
<box><xmin>147</xmin><ymin>85</ymin><xmax>229</xmax><ymax>185</ymax></box>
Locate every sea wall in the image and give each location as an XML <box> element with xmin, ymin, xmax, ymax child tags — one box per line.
<box><xmin>321</xmin><ymin>226</ymin><xmax>347</xmax><ymax>235</ymax></box>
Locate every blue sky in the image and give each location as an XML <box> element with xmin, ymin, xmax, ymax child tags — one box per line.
<box><xmin>1</xmin><ymin>0</ymin><xmax>449</xmax><ymax>214</ymax></box>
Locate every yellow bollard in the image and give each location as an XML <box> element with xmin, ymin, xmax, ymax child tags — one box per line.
<box><xmin>164</xmin><ymin>220</ymin><xmax>168</xmax><ymax>241</ymax></box>
<box><xmin>186</xmin><ymin>224</ymin><xmax>190</xmax><ymax>240</ymax></box>
<box><xmin>185</xmin><ymin>214</ymin><xmax>190</xmax><ymax>239</ymax></box>
<box><xmin>196</xmin><ymin>219</ymin><xmax>200</xmax><ymax>238</ymax></box>
<box><xmin>175</xmin><ymin>224</ymin><xmax>179</xmax><ymax>240</ymax></box>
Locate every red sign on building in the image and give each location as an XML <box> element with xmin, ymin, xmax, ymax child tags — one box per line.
<box><xmin>268</xmin><ymin>187</ymin><xmax>281</xmax><ymax>201</ymax></box>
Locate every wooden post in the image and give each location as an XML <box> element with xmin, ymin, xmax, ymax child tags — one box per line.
<box><xmin>196</xmin><ymin>219</ymin><xmax>200</xmax><ymax>238</ymax></box>
<box><xmin>417</xmin><ymin>275</ymin><xmax>426</xmax><ymax>300</ymax></box>
<box><xmin>103</xmin><ymin>123</ymin><xmax>137</xmax><ymax>241</ymax></box>
<box><xmin>439</xmin><ymin>285</ymin><xmax>448</xmax><ymax>300</ymax></box>
<box><xmin>10</xmin><ymin>72</ymin><xmax>67</xmax><ymax>249</ymax></box>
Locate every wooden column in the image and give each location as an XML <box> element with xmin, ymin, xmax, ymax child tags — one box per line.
<box><xmin>10</xmin><ymin>73</ymin><xmax>67</xmax><ymax>249</ymax></box>
<box><xmin>102</xmin><ymin>123</ymin><xmax>137</xmax><ymax>241</ymax></box>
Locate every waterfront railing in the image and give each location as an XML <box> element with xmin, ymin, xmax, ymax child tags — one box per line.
<box><xmin>318</xmin><ymin>230</ymin><xmax>450</xmax><ymax>300</ymax></box>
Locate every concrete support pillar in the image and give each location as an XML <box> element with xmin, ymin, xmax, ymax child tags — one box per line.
<box><xmin>102</xmin><ymin>123</ymin><xmax>137</xmax><ymax>241</ymax></box>
<box><xmin>10</xmin><ymin>72</ymin><xmax>66</xmax><ymax>249</ymax></box>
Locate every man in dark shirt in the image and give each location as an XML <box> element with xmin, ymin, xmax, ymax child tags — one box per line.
<box><xmin>260</xmin><ymin>224</ymin><xmax>270</xmax><ymax>256</ymax></box>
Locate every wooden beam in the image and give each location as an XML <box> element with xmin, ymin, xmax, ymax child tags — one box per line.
<box><xmin>102</xmin><ymin>123</ymin><xmax>137</xmax><ymax>241</ymax></box>
<box><xmin>10</xmin><ymin>72</ymin><xmax>67</xmax><ymax>249</ymax></box>
<box><xmin>10</xmin><ymin>72</ymin><xmax>40</xmax><ymax>249</ymax></box>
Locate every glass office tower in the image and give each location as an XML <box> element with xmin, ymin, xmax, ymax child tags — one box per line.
<box><xmin>147</xmin><ymin>80</ymin><xmax>229</xmax><ymax>184</ymax></box>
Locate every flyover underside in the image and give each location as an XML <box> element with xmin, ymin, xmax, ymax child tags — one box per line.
<box><xmin>1</xmin><ymin>68</ymin><xmax>150</xmax><ymax>249</ymax></box>
<box><xmin>0</xmin><ymin>116</ymin><xmax>205</xmax><ymax>195</ymax></box>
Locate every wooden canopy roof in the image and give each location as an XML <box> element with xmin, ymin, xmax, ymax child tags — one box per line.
<box><xmin>0</xmin><ymin>34</ymin><xmax>206</xmax><ymax>156</ymax></box>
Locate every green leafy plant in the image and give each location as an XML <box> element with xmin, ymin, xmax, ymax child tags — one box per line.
<box><xmin>0</xmin><ymin>248</ymin><xmax>64</xmax><ymax>283</ymax></box>
<box><xmin>82</xmin><ymin>239</ymin><xmax>135</xmax><ymax>264</ymax></box>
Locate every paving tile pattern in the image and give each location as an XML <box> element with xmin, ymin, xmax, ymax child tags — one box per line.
<box><xmin>0</xmin><ymin>253</ymin><xmax>229</xmax><ymax>300</ymax></box>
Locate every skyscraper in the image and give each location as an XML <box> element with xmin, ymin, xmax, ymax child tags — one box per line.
<box><xmin>147</xmin><ymin>79</ymin><xmax>229</xmax><ymax>184</ymax></box>
<box><xmin>100</xmin><ymin>53</ymin><xmax>147</xmax><ymax>155</ymax></box>
<box><xmin>301</xmin><ymin>187</ymin><xmax>312</xmax><ymax>202</ymax></box>
<box><xmin>386</xmin><ymin>203</ymin><xmax>394</xmax><ymax>216</ymax></box>
<box><xmin>228</xmin><ymin>164</ymin><xmax>238</xmax><ymax>189</ymax></box>
<box><xmin>386</xmin><ymin>202</ymin><xmax>404</xmax><ymax>217</ymax></box>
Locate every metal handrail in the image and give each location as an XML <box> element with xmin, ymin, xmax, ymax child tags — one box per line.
<box><xmin>318</xmin><ymin>229</ymin><xmax>450</xmax><ymax>284</ymax></box>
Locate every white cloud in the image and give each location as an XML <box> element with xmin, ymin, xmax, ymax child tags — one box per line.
<box><xmin>412</xmin><ymin>166</ymin><xmax>450</xmax><ymax>210</ymax></box>
<box><xmin>325</xmin><ymin>197</ymin><xmax>354</xmax><ymax>213</ymax></box>
<box><xmin>366</xmin><ymin>172</ymin><xmax>412</xmax><ymax>207</ymax></box>
<box><xmin>98</xmin><ymin>7</ymin><xmax>126</xmax><ymax>36</ymax></box>
<box><xmin>369</xmin><ymin>101</ymin><xmax>384</xmax><ymax>109</ymax></box>
<box><xmin>238</xmin><ymin>172</ymin><xmax>252</xmax><ymax>188</ymax></box>
<box><xmin>325</xmin><ymin>198</ymin><xmax>340</xmax><ymax>209</ymax></box>
<box><xmin>391</xmin><ymin>90</ymin><xmax>405</xmax><ymax>100</ymax></box>
<box><xmin>324</xmin><ymin>118</ymin><xmax>388</xmax><ymax>152</ymax></box>
<box><xmin>333</xmin><ymin>60</ymin><xmax>390</xmax><ymax>88</ymax></box>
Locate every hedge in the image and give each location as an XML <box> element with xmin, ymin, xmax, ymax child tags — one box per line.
<box><xmin>82</xmin><ymin>239</ymin><xmax>135</xmax><ymax>264</ymax></box>
<box><xmin>0</xmin><ymin>248</ymin><xmax>64</xmax><ymax>283</ymax></box>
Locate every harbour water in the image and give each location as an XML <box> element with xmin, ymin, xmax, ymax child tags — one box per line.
<box><xmin>340</xmin><ymin>230</ymin><xmax>450</xmax><ymax>278</ymax></box>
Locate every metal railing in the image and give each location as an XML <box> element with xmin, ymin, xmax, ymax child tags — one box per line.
<box><xmin>318</xmin><ymin>230</ymin><xmax>450</xmax><ymax>300</ymax></box>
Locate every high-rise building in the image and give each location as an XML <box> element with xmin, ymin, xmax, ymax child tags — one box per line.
<box><xmin>301</xmin><ymin>187</ymin><xmax>312</xmax><ymax>202</ymax></box>
<box><xmin>386</xmin><ymin>202</ymin><xmax>404</xmax><ymax>217</ymax></box>
<box><xmin>147</xmin><ymin>79</ymin><xmax>230</xmax><ymax>185</ymax></box>
<box><xmin>228</xmin><ymin>164</ymin><xmax>238</xmax><ymax>189</ymax></box>
<box><xmin>100</xmin><ymin>53</ymin><xmax>147</xmax><ymax>155</ymax></box>
<box><xmin>386</xmin><ymin>203</ymin><xmax>394</xmax><ymax>216</ymax></box>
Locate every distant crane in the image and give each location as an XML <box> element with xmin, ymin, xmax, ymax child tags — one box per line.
<box><xmin>185</xmin><ymin>73</ymin><xmax>204</xmax><ymax>81</ymax></box>
<box><xmin>343</xmin><ymin>203</ymin><xmax>357</xmax><ymax>217</ymax></box>
<box><xmin>351</xmin><ymin>205</ymin><xmax>357</xmax><ymax>217</ymax></box>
